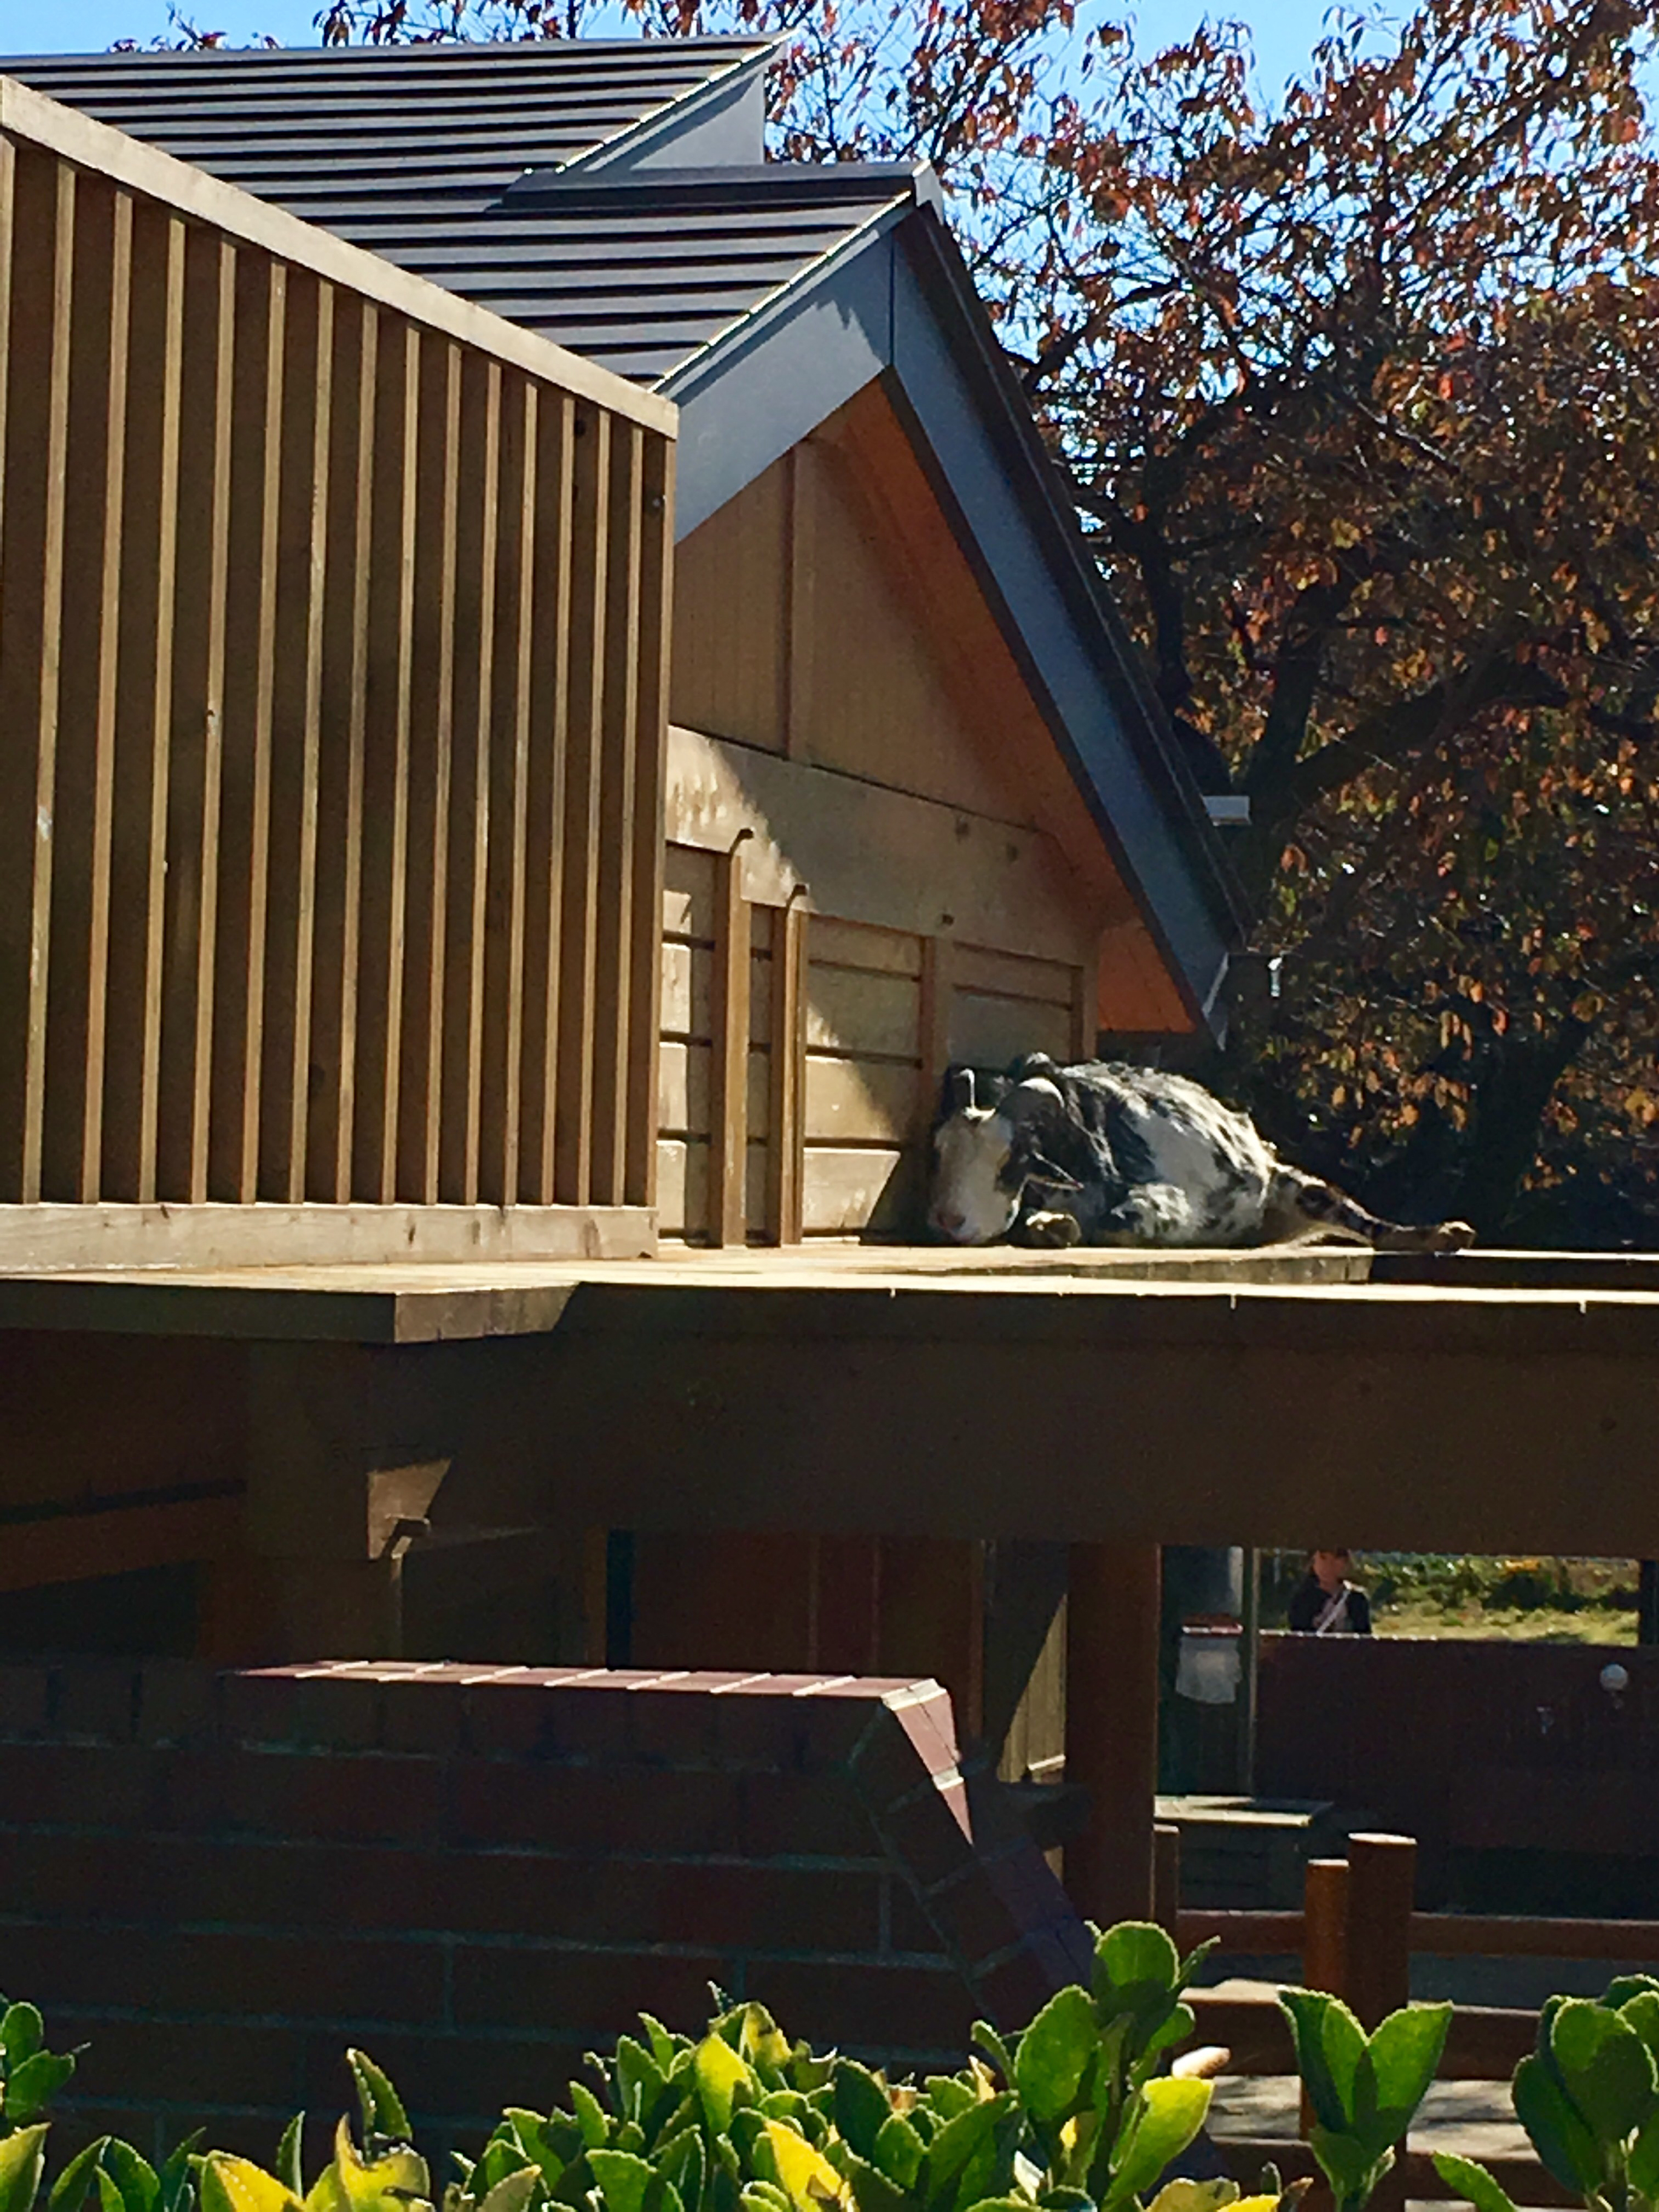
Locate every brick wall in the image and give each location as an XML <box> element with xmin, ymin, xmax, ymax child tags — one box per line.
<box><xmin>0</xmin><ymin>1660</ymin><xmax>1089</xmax><ymax>2169</ymax></box>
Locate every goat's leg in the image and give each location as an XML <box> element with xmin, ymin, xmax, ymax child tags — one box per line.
<box><xmin>1268</xmin><ymin>1167</ymin><xmax>1474</xmax><ymax>1252</ymax></box>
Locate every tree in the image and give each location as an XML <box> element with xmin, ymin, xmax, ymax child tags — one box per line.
<box><xmin>179</xmin><ymin>0</ymin><xmax>1659</xmax><ymax>1241</ymax></box>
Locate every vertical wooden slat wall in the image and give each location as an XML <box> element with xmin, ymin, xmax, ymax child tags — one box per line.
<box><xmin>0</xmin><ymin>130</ymin><xmax>672</xmax><ymax>1226</ymax></box>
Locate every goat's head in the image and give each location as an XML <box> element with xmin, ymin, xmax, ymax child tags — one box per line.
<box><xmin>928</xmin><ymin>1065</ymin><xmax>1081</xmax><ymax>1244</ymax></box>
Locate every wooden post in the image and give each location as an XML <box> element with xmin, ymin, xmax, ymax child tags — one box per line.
<box><xmin>710</xmin><ymin>832</ymin><xmax>752</xmax><ymax>1246</ymax></box>
<box><xmin>1300</xmin><ymin>1855</ymin><xmax>1351</xmax><ymax>2137</ymax></box>
<box><xmin>1064</xmin><ymin>1541</ymin><xmax>1160</xmax><ymax>1925</ymax></box>
<box><xmin>1153</xmin><ymin>1822</ymin><xmax>1182</xmax><ymax>1939</ymax></box>
<box><xmin>1346</xmin><ymin>1831</ymin><xmax>1415</xmax><ymax>2028</ymax></box>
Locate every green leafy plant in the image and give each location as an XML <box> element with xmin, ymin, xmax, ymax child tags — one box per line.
<box><xmin>1434</xmin><ymin>1978</ymin><xmax>1659</xmax><ymax>2212</ymax></box>
<box><xmin>1279</xmin><ymin>1990</ymin><xmax>1452</xmax><ymax>2212</ymax></box>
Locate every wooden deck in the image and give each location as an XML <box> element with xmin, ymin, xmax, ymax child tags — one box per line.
<box><xmin>3</xmin><ymin>1240</ymin><xmax>1657</xmax><ymax>1555</ymax></box>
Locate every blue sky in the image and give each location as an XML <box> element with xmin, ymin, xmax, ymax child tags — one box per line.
<box><xmin>0</xmin><ymin>0</ymin><xmax>1347</xmax><ymax>94</ymax></box>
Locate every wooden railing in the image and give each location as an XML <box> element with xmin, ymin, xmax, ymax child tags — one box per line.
<box><xmin>0</xmin><ymin>76</ymin><xmax>674</xmax><ymax>1268</ymax></box>
<box><xmin>1164</xmin><ymin>1830</ymin><xmax>1657</xmax><ymax>2209</ymax></box>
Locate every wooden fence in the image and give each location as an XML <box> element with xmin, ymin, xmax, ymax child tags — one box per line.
<box><xmin>1164</xmin><ymin>1830</ymin><xmax>1658</xmax><ymax>2209</ymax></box>
<box><xmin>0</xmin><ymin>75</ymin><xmax>674</xmax><ymax>1268</ymax></box>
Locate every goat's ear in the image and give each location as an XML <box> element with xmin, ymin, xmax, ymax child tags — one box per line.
<box><xmin>1025</xmin><ymin>1151</ymin><xmax>1083</xmax><ymax>1192</ymax></box>
<box><xmin>947</xmin><ymin>1066</ymin><xmax>977</xmax><ymax>1114</ymax></box>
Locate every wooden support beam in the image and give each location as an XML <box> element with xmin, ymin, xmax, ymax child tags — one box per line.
<box><xmin>710</xmin><ymin>835</ymin><xmax>752</xmax><ymax>1247</ymax></box>
<box><xmin>1064</xmin><ymin>1540</ymin><xmax>1160</xmax><ymax>1926</ymax></box>
<box><xmin>765</xmin><ymin>897</ymin><xmax>806</xmax><ymax>1244</ymax></box>
<box><xmin>1153</xmin><ymin>1821</ymin><xmax>1182</xmax><ymax>1939</ymax></box>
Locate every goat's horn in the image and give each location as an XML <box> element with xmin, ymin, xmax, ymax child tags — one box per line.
<box><xmin>949</xmin><ymin>1067</ymin><xmax>976</xmax><ymax>1113</ymax></box>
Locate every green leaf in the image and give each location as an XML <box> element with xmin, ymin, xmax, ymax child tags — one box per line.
<box><xmin>1141</xmin><ymin>2185</ymin><xmax>1237</xmax><ymax>2212</ymax></box>
<box><xmin>347</xmin><ymin>2056</ymin><xmax>411</xmax><ymax>2149</ymax></box>
<box><xmin>99</xmin><ymin>2145</ymin><xmax>159</xmax><ymax>2212</ymax></box>
<box><xmin>1606</xmin><ymin>1981</ymin><xmax>1659</xmax><ymax>2013</ymax></box>
<box><xmin>1015</xmin><ymin>1990</ymin><xmax>1098</xmax><ymax>2128</ymax></box>
<box><xmin>839</xmin><ymin>2154</ymin><xmax>908</xmax><ymax>2212</ymax></box>
<box><xmin>158</xmin><ymin>2134</ymin><xmax>202</xmax><ymax>2212</ymax></box>
<box><xmin>970</xmin><ymin>2029</ymin><xmax>1015</xmax><ymax>2087</ymax></box>
<box><xmin>201</xmin><ymin>2157</ymin><xmax>303</xmax><ymax>2212</ymax></box>
<box><xmin>50</xmin><ymin>2145</ymin><xmax>113</xmax><ymax>2212</ymax></box>
<box><xmin>571</xmin><ymin>2087</ymin><xmax>611</xmax><ymax>2154</ymax></box>
<box><xmin>1306</xmin><ymin>2132</ymin><xmax>1383</xmax><ymax>2212</ymax></box>
<box><xmin>0</xmin><ymin>2013</ymin><xmax>44</xmax><ymax>2073</ymax></box>
<box><xmin>1629</xmin><ymin>2111</ymin><xmax>1659</xmax><ymax>2202</ymax></box>
<box><xmin>1429</xmin><ymin>2155</ymin><xmax>1518</xmax><ymax>2212</ymax></box>
<box><xmin>0</xmin><ymin>2127</ymin><xmax>48</xmax><ymax>2212</ymax></box>
<box><xmin>1093</xmin><ymin>1927</ymin><xmax>1179</xmax><ymax>2024</ymax></box>
<box><xmin>1106</xmin><ymin>2077</ymin><xmax>1212</xmax><ymax>2207</ymax></box>
<box><xmin>590</xmin><ymin>2154</ymin><xmax>679</xmax><ymax>2212</ymax></box>
<box><xmin>920</xmin><ymin>2100</ymin><xmax>1011</xmax><ymax>2212</ymax></box>
<box><xmin>472</xmin><ymin>2175</ymin><xmax>540</xmax><ymax>2212</ymax></box>
<box><xmin>639</xmin><ymin>2022</ymin><xmax>680</xmax><ymax>2076</ymax></box>
<box><xmin>696</xmin><ymin>2041</ymin><xmax>755</xmax><ymax>2140</ymax></box>
<box><xmin>871</xmin><ymin>2119</ymin><xmax>925</xmax><ymax>2193</ymax></box>
<box><xmin>1349</xmin><ymin>2005</ymin><xmax>1452</xmax><ymax>2160</ymax></box>
<box><xmin>274</xmin><ymin>2124</ymin><xmax>304</xmax><ymax>2205</ymax></box>
<box><xmin>1549</xmin><ymin>2001</ymin><xmax>1657</xmax><ymax>2144</ymax></box>
<box><xmin>831</xmin><ymin>2070</ymin><xmax>891</xmax><ymax>2165</ymax></box>
<box><xmin>1278</xmin><ymin>1993</ymin><xmax>1364</xmax><ymax>2137</ymax></box>
<box><xmin>1513</xmin><ymin>2055</ymin><xmax>1604</xmax><ymax>2196</ymax></box>
<box><xmin>1623</xmin><ymin>1996</ymin><xmax>1659</xmax><ymax>2061</ymax></box>
<box><xmin>4</xmin><ymin>2059</ymin><xmax>75</xmax><ymax>2131</ymax></box>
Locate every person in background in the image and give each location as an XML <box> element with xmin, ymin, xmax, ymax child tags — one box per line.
<box><xmin>1288</xmin><ymin>1547</ymin><xmax>1373</xmax><ymax>1634</ymax></box>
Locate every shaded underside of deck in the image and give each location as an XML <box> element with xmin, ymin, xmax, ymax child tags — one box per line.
<box><xmin>2</xmin><ymin>1243</ymin><xmax>1657</xmax><ymax>1555</ymax></box>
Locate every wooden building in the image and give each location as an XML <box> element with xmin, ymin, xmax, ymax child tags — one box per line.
<box><xmin>8</xmin><ymin>48</ymin><xmax>1647</xmax><ymax>1942</ymax></box>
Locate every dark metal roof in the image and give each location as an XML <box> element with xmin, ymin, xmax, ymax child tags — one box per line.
<box><xmin>3</xmin><ymin>39</ymin><xmax>773</xmax><ymax>225</ymax></box>
<box><xmin>3</xmin><ymin>46</ymin><xmax>916</xmax><ymax>386</ymax></box>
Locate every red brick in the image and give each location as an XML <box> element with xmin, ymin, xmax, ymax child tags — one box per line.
<box><xmin>223</xmin><ymin>1671</ymin><xmax>306</xmax><ymax>1746</ymax></box>
<box><xmin>741</xmin><ymin>1959</ymin><xmax>972</xmax><ymax>2058</ymax></box>
<box><xmin>445</xmin><ymin>1760</ymin><xmax>740</xmax><ymax>1855</ymax></box>
<box><xmin>874</xmin><ymin>1779</ymin><xmax>975</xmax><ymax>1891</ymax></box>
<box><xmin>535</xmin><ymin>1684</ymin><xmax>637</xmax><ymax>1761</ymax></box>
<box><xmin>912</xmin><ymin>1864</ymin><xmax>1017</xmax><ymax>1968</ymax></box>
<box><xmin>178</xmin><ymin>1838</ymin><xmax>445</xmax><ymax>1933</ymax></box>
<box><xmin>846</xmin><ymin>1712</ymin><xmax>932</xmax><ymax>1815</ymax></box>
<box><xmin>886</xmin><ymin>1878</ymin><xmax>948</xmax><ymax>1958</ymax></box>
<box><xmin>56</xmin><ymin>1666</ymin><xmax>139</xmax><ymax>1745</ymax></box>
<box><xmin>299</xmin><ymin>2027</ymin><xmax>586</xmax><ymax>2127</ymax></box>
<box><xmin>0</xmin><ymin>1740</ymin><xmax>153</xmax><ymax>1828</ymax></box>
<box><xmin>286</xmin><ymin>1672</ymin><xmax>383</xmax><ymax>1751</ymax></box>
<box><xmin>138</xmin><ymin>1664</ymin><xmax>220</xmax><ymax>1747</ymax></box>
<box><xmin>886</xmin><ymin>1688</ymin><xmax>960</xmax><ymax>1778</ymax></box>
<box><xmin>0</xmin><ymin>1664</ymin><xmax>52</xmax><ymax>1740</ymax></box>
<box><xmin>377</xmin><ymin>1675</ymin><xmax>466</xmax><ymax>1755</ymax></box>
<box><xmin>52</xmin><ymin>2014</ymin><xmax>304</xmax><ymax>2113</ymax></box>
<box><xmin>450</xmin><ymin>1944</ymin><xmax>727</xmax><ymax>2036</ymax></box>
<box><xmin>224</xmin><ymin>1750</ymin><xmax>445</xmax><ymax>1845</ymax></box>
<box><xmin>738</xmin><ymin>1772</ymin><xmax>881</xmax><ymax>1861</ymax></box>
<box><xmin>459</xmin><ymin>1673</ymin><xmax>578</xmax><ymax>1756</ymax></box>
<box><xmin>704</xmin><ymin>1689</ymin><xmax>816</xmax><ymax>1770</ymax></box>
<box><xmin>0</xmin><ymin>1826</ymin><xmax>159</xmax><ymax>1920</ymax></box>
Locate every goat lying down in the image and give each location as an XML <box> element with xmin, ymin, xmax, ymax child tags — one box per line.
<box><xmin>929</xmin><ymin>1055</ymin><xmax>1475</xmax><ymax>1252</ymax></box>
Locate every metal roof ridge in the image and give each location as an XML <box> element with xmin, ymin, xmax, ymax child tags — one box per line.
<box><xmin>2</xmin><ymin>34</ymin><xmax>774</xmax><ymax>61</ymax></box>
<box><xmin>552</xmin><ymin>37</ymin><xmax>778</xmax><ymax>179</ymax></box>
<box><xmin>510</xmin><ymin>156</ymin><xmax>935</xmax><ymax>198</ymax></box>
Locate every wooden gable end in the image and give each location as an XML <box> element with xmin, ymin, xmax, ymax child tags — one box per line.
<box><xmin>660</xmin><ymin>376</ymin><xmax>1189</xmax><ymax>1244</ymax></box>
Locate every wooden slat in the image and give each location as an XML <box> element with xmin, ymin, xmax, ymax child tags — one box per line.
<box><xmin>309</xmin><ymin>296</ymin><xmax>377</xmax><ymax>1200</ymax></box>
<box><xmin>766</xmin><ymin>898</ymin><xmax>807</xmax><ymax>1243</ymax></box>
<box><xmin>260</xmin><ymin>271</ymin><xmax>333</xmax><ymax>1201</ymax></box>
<box><xmin>811</xmin><ymin>915</ymin><xmax>923</xmax><ymax>977</ymax></box>
<box><xmin>801</xmin><ymin>1143</ymin><xmax>916</xmax><ymax>1235</ymax></box>
<box><xmin>954</xmin><ymin>943</ymin><xmax>1075</xmax><ymax>1004</ymax></box>
<box><xmin>440</xmin><ymin>351</ymin><xmax>499</xmax><ymax>1206</ymax></box>
<box><xmin>805</xmin><ymin>962</ymin><xmax>920</xmax><ymax>1061</ymax></box>
<box><xmin>919</xmin><ymin>932</ymin><xmax>956</xmax><ymax>1134</ymax></box>
<box><xmin>0</xmin><ymin>151</ymin><xmax>73</xmax><ymax>1202</ymax></box>
<box><xmin>657</xmin><ymin>1040</ymin><xmax>768</xmax><ymax>1138</ymax></box>
<box><xmin>519</xmin><ymin>390</ymin><xmax>574</xmax><ymax>1204</ymax></box>
<box><xmin>210</xmin><ymin>255</ymin><xmax>284</xmax><ymax>1203</ymax></box>
<box><xmin>351</xmin><ymin>315</ymin><xmax>416</xmax><ymax>1205</ymax></box>
<box><xmin>710</xmin><ymin>839</ymin><xmax>751</xmax><ymax>1247</ymax></box>
<box><xmin>158</xmin><ymin>227</ymin><xmax>234</xmax><ymax>1203</ymax></box>
<box><xmin>662</xmin><ymin>840</ymin><xmax>717</xmax><ymax>942</ymax></box>
<box><xmin>104</xmin><ymin>198</ymin><xmax>183</xmax><ymax>1205</ymax></box>
<box><xmin>627</xmin><ymin>430</ymin><xmax>674</xmax><ymax>1211</ymax></box>
<box><xmin>43</xmin><ymin>174</ymin><xmax>130</xmax><ymax>1203</ymax></box>
<box><xmin>953</xmin><ymin>989</ymin><xmax>1074</xmax><ymax>1069</ymax></box>
<box><xmin>783</xmin><ymin>439</ymin><xmax>816</xmax><ymax>760</ymax></box>
<box><xmin>397</xmin><ymin>332</ymin><xmax>459</xmax><ymax>1204</ymax></box>
<box><xmin>590</xmin><ymin>419</ymin><xmax>643</xmax><ymax>1206</ymax></box>
<box><xmin>479</xmin><ymin>375</ymin><xmax>536</xmax><ymax>1208</ymax></box>
<box><xmin>805</xmin><ymin>1052</ymin><xmax>919</xmax><ymax>1145</ymax></box>
<box><xmin>1073</xmin><ymin>939</ymin><xmax>1100</xmax><ymax>1060</ymax></box>
<box><xmin>554</xmin><ymin>404</ymin><xmax>610</xmax><ymax>1205</ymax></box>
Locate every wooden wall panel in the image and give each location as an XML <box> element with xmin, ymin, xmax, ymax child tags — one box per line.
<box><xmin>0</xmin><ymin>107</ymin><xmax>670</xmax><ymax>1260</ymax></box>
<box><xmin>670</xmin><ymin>454</ymin><xmax>786</xmax><ymax>753</ymax></box>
